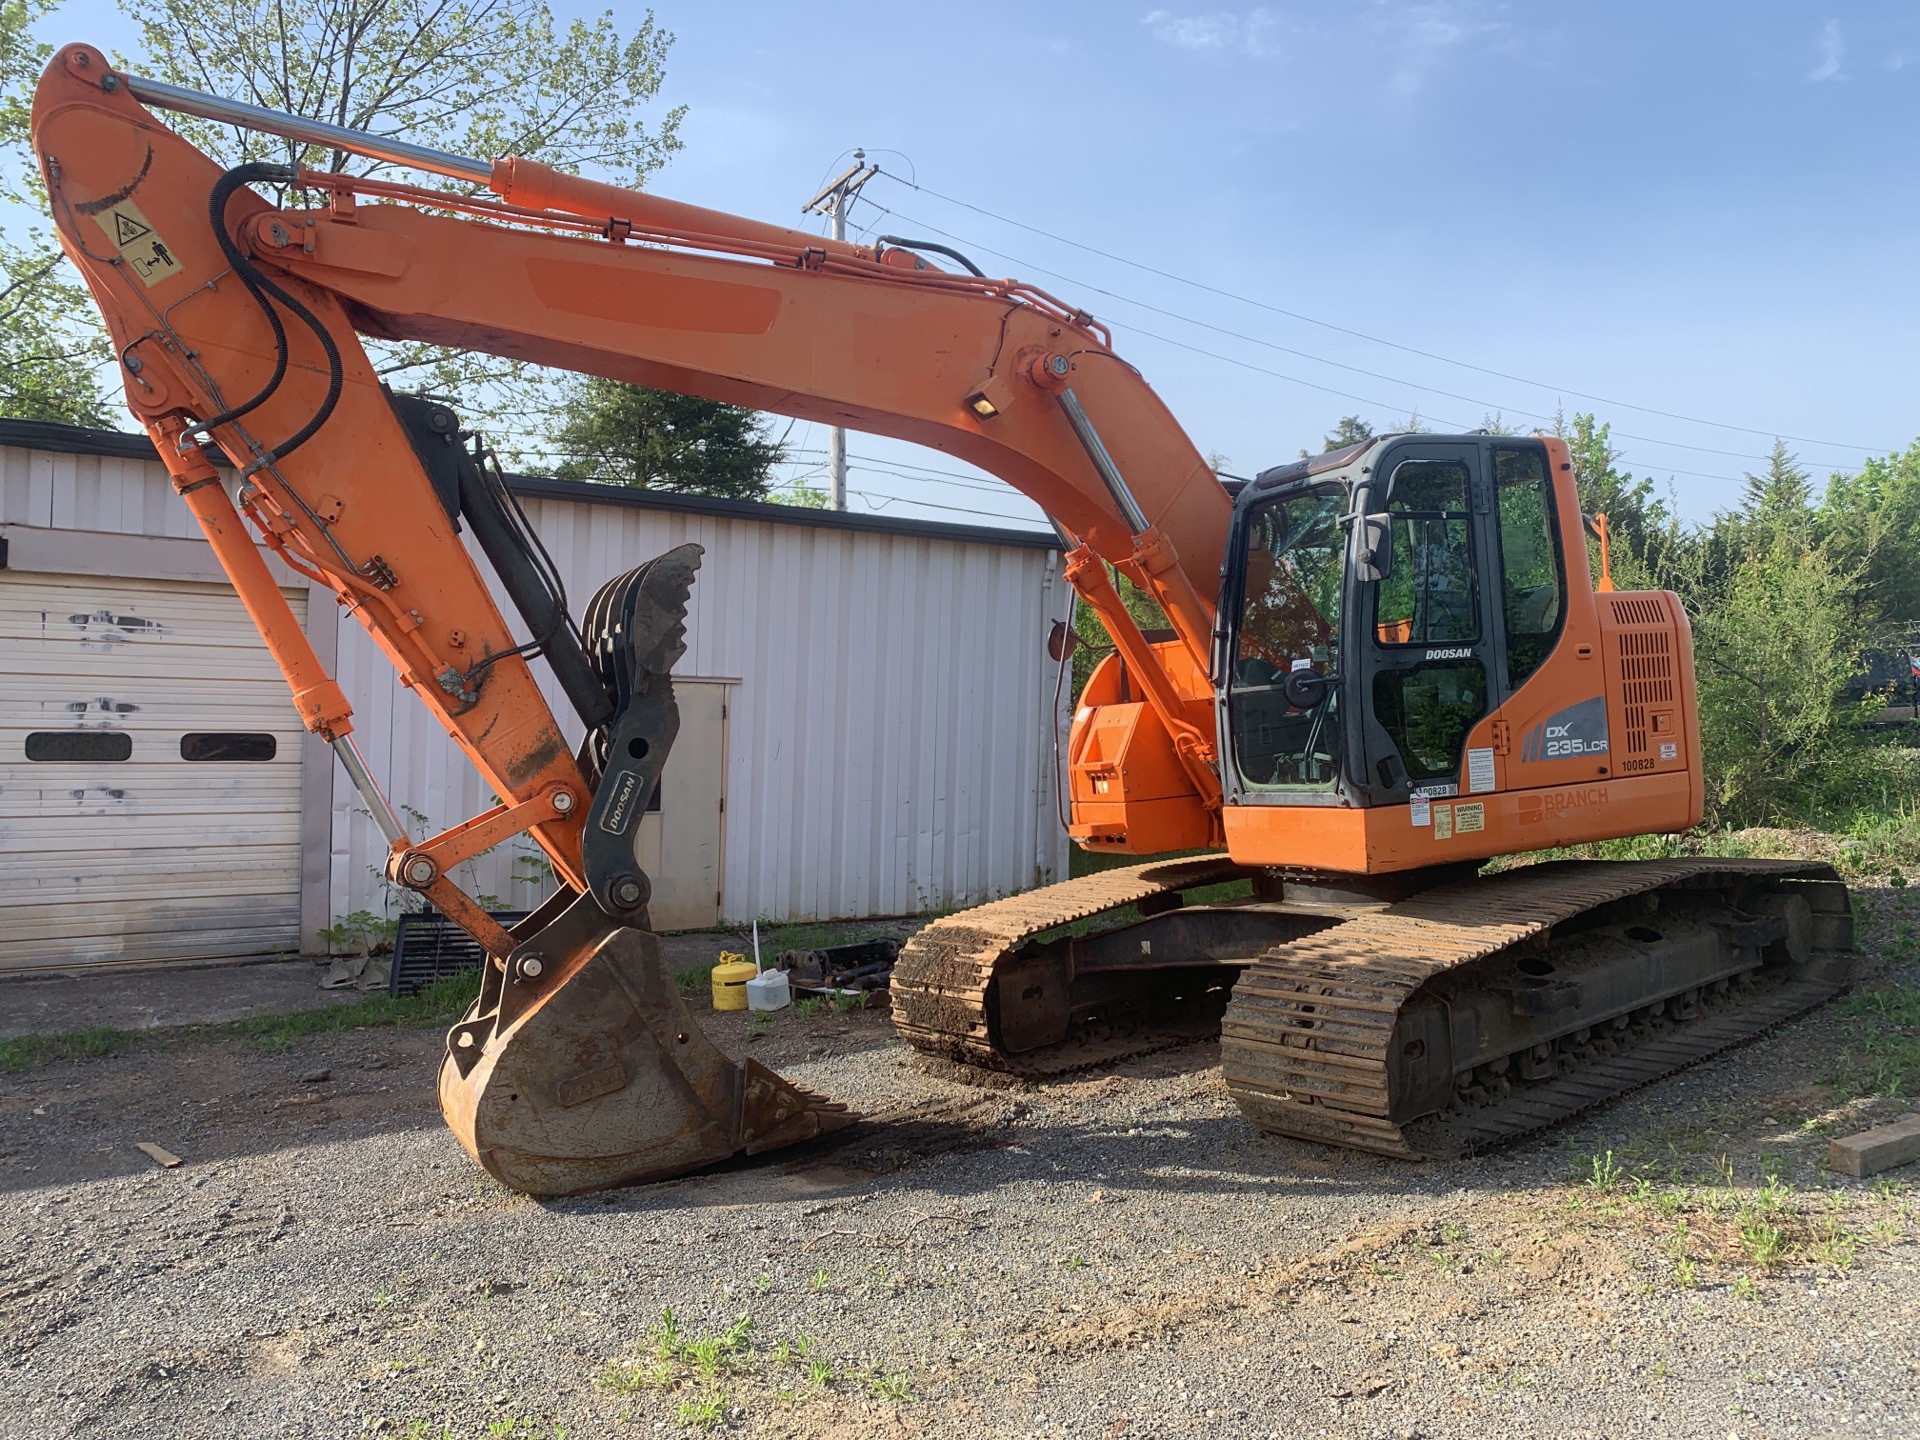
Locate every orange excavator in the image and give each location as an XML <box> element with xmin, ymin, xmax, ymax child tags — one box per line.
<box><xmin>32</xmin><ymin>46</ymin><xmax>1853</xmax><ymax>1194</ymax></box>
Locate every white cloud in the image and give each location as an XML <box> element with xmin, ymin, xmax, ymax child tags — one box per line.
<box><xmin>1363</xmin><ymin>2</ymin><xmax>1482</xmax><ymax>99</ymax></box>
<box><xmin>1810</xmin><ymin>18</ymin><xmax>1844</xmax><ymax>82</ymax></box>
<box><xmin>1142</xmin><ymin>8</ymin><xmax>1281</xmax><ymax>58</ymax></box>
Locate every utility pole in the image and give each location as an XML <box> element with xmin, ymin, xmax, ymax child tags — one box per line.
<box><xmin>801</xmin><ymin>151</ymin><xmax>878</xmax><ymax>511</ymax></box>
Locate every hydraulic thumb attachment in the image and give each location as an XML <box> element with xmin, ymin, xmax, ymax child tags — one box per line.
<box><xmin>439</xmin><ymin>544</ymin><xmax>849</xmax><ymax>1195</ymax></box>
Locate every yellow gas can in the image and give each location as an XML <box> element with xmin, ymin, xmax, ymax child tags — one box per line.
<box><xmin>710</xmin><ymin>954</ymin><xmax>756</xmax><ymax>1011</ymax></box>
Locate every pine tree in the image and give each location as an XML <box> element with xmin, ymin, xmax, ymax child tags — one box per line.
<box><xmin>548</xmin><ymin>380</ymin><xmax>786</xmax><ymax>500</ymax></box>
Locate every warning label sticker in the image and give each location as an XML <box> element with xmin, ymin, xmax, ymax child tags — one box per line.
<box><xmin>1455</xmin><ymin>801</ymin><xmax>1486</xmax><ymax>834</ymax></box>
<box><xmin>1466</xmin><ymin>746</ymin><xmax>1496</xmax><ymax>794</ymax></box>
<box><xmin>1432</xmin><ymin>803</ymin><xmax>1453</xmax><ymax>841</ymax></box>
<box><xmin>93</xmin><ymin>198</ymin><xmax>182</xmax><ymax>287</ymax></box>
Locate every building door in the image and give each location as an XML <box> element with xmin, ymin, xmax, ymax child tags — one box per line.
<box><xmin>630</xmin><ymin>679</ymin><xmax>727</xmax><ymax>931</ymax></box>
<box><xmin>0</xmin><ymin>571</ymin><xmax>308</xmax><ymax>970</ymax></box>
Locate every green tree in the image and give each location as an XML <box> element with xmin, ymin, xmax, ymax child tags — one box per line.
<box><xmin>1322</xmin><ymin>414</ymin><xmax>1374</xmax><ymax>452</ymax></box>
<box><xmin>548</xmin><ymin>379</ymin><xmax>786</xmax><ymax>500</ymax></box>
<box><xmin>1690</xmin><ymin>531</ymin><xmax>1863</xmax><ymax>823</ymax></box>
<box><xmin>110</xmin><ymin>0</ymin><xmax>685</xmax><ymax>446</ymax></box>
<box><xmin>1550</xmin><ymin>409</ymin><xmax>1688</xmax><ymax>593</ymax></box>
<box><xmin>1</xmin><ymin>0</ymin><xmax>113</xmax><ymax>423</ymax></box>
<box><xmin>1818</xmin><ymin>439</ymin><xmax>1920</xmax><ymax>628</ymax></box>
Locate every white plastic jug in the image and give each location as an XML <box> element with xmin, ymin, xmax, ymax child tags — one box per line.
<box><xmin>745</xmin><ymin>967</ymin><xmax>790</xmax><ymax>1011</ymax></box>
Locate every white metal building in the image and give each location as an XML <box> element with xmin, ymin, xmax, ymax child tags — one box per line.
<box><xmin>0</xmin><ymin>419</ymin><xmax>1070</xmax><ymax>972</ymax></box>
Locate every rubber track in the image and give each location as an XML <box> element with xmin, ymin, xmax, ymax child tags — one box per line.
<box><xmin>890</xmin><ymin>855</ymin><xmax>1251</xmax><ymax>1074</ymax></box>
<box><xmin>1220</xmin><ymin>857</ymin><xmax>1848</xmax><ymax>1158</ymax></box>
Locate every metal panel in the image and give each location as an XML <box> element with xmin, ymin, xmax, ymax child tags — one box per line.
<box><xmin>0</xmin><ymin>572</ymin><xmax>308</xmax><ymax>969</ymax></box>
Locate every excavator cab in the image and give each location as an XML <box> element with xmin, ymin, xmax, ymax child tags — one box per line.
<box><xmin>1212</xmin><ymin>432</ymin><xmax>1691</xmax><ymax>872</ymax></box>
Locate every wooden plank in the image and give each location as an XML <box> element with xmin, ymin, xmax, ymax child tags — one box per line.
<box><xmin>136</xmin><ymin>1141</ymin><xmax>182</xmax><ymax>1169</ymax></box>
<box><xmin>1828</xmin><ymin>1113</ymin><xmax>1920</xmax><ymax>1178</ymax></box>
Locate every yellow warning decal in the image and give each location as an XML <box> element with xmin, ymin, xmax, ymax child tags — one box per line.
<box><xmin>93</xmin><ymin>198</ymin><xmax>183</xmax><ymax>287</ymax></box>
<box><xmin>1454</xmin><ymin>801</ymin><xmax>1486</xmax><ymax>834</ymax></box>
<box><xmin>1432</xmin><ymin>803</ymin><xmax>1453</xmax><ymax>841</ymax></box>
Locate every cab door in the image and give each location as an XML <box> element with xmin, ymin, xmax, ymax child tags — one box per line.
<box><xmin>1352</xmin><ymin>441</ymin><xmax>1502</xmax><ymax>808</ymax></box>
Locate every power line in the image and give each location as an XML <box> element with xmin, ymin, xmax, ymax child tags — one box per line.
<box><xmin>867</xmin><ymin>200</ymin><xmax>1833</xmax><ymax>471</ymax></box>
<box><xmin>860</xmin><ymin>199</ymin><xmax>1774</xmax><ymax>487</ymax></box>
<box><xmin>846</xmin><ymin>488</ymin><xmax>1047</xmax><ymax>526</ymax></box>
<box><xmin>874</xmin><ymin>173</ymin><xmax>1896</xmax><ymax>456</ymax></box>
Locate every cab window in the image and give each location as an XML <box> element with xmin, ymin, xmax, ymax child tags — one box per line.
<box><xmin>1374</xmin><ymin>459</ymin><xmax>1477</xmax><ymax>646</ymax></box>
<box><xmin>1493</xmin><ymin>445</ymin><xmax>1565</xmax><ymax>689</ymax></box>
<box><xmin>1228</xmin><ymin>488</ymin><xmax>1344</xmax><ymax>789</ymax></box>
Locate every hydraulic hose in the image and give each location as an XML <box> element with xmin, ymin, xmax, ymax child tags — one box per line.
<box><xmin>195</xmin><ymin>163</ymin><xmax>294</xmax><ymax>435</ymax></box>
<box><xmin>874</xmin><ymin>235</ymin><xmax>986</xmax><ymax>277</ymax></box>
<box><xmin>205</xmin><ymin>161</ymin><xmax>345</xmax><ymax>464</ymax></box>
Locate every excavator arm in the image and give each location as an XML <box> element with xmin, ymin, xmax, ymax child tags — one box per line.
<box><xmin>30</xmin><ymin>45</ymin><xmax>1233</xmax><ymax>1193</ymax></box>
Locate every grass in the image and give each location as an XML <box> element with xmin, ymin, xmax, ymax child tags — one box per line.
<box><xmin>672</xmin><ymin>1392</ymin><xmax>726</xmax><ymax>1431</ymax></box>
<box><xmin>0</xmin><ymin>970</ymin><xmax>483</xmax><ymax>1074</ymax></box>
<box><xmin>1833</xmin><ymin>986</ymin><xmax>1920</xmax><ymax>1098</ymax></box>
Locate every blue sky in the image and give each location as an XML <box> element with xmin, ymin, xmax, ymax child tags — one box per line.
<box><xmin>24</xmin><ymin>2</ymin><xmax>1920</xmax><ymax>530</ymax></box>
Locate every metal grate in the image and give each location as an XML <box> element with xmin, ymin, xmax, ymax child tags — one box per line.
<box><xmin>388</xmin><ymin>908</ymin><xmax>526</xmax><ymax>997</ymax></box>
<box><xmin>1616</xmin><ymin>630</ymin><xmax>1675</xmax><ymax>754</ymax></box>
<box><xmin>1609</xmin><ymin>595</ymin><xmax>1667</xmax><ymax>626</ymax></box>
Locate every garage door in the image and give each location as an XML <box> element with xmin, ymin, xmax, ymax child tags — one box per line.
<box><xmin>0</xmin><ymin>571</ymin><xmax>308</xmax><ymax>970</ymax></box>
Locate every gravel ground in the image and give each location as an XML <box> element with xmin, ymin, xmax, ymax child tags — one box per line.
<box><xmin>3</xmin><ymin>886</ymin><xmax>1917</xmax><ymax>1440</ymax></box>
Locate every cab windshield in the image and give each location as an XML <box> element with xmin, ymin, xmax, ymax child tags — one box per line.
<box><xmin>1228</xmin><ymin>487</ymin><xmax>1345</xmax><ymax>789</ymax></box>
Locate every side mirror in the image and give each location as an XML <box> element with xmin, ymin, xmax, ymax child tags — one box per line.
<box><xmin>1353</xmin><ymin>512</ymin><xmax>1393</xmax><ymax>583</ymax></box>
<box><xmin>1047</xmin><ymin>619</ymin><xmax>1079</xmax><ymax>662</ymax></box>
<box><xmin>1283</xmin><ymin>667</ymin><xmax>1330</xmax><ymax>710</ymax></box>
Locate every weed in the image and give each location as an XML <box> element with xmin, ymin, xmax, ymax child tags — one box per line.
<box><xmin>795</xmin><ymin>997</ymin><xmax>825</xmax><ymax>1019</ymax></box>
<box><xmin>1674</xmin><ymin>1256</ymin><xmax>1697</xmax><ymax>1289</ymax></box>
<box><xmin>831</xmin><ymin>990</ymin><xmax>866</xmax><ymax>1014</ymax></box>
<box><xmin>869</xmin><ymin>1373</ymin><xmax>914</xmax><ymax>1402</ymax></box>
<box><xmin>751</xmin><ymin>1273</ymin><xmax>772</xmax><ymax>1295</ymax></box>
<box><xmin>1740</xmin><ymin>1219</ymin><xmax>1786</xmax><ymax>1268</ymax></box>
<box><xmin>808</xmin><ymin>1268</ymin><xmax>832</xmax><ymax>1292</ymax></box>
<box><xmin>790</xmin><ymin>1333</ymin><xmax>817</xmax><ymax>1358</ymax></box>
<box><xmin>1754</xmin><ymin>1176</ymin><xmax>1791</xmax><ymax>1215</ymax></box>
<box><xmin>1809</xmin><ymin>1222</ymin><xmax>1859</xmax><ymax>1273</ymax></box>
<box><xmin>745</xmin><ymin>1012</ymin><xmax>775</xmax><ymax>1040</ymax></box>
<box><xmin>597</xmin><ymin>1359</ymin><xmax>673</xmax><ymax>1393</ymax></box>
<box><xmin>673</xmin><ymin>1392</ymin><xmax>726</xmax><ymax>1431</ymax></box>
<box><xmin>1441</xmin><ymin>1221</ymin><xmax>1464</xmax><ymax>1243</ymax></box>
<box><xmin>1063</xmin><ymin>1254</ymin><xmax>1089</xmax><ymax>1270</ymax></box>
<box><xmin>648</xmin><ymin>1307</ymin><xmax>684</xmax><ymax>1361</ymax></box>
<box><xmin>806</xmin><ymin>1359</ymin><xmax>833</xmax><ymax>1387</ymax></box>
<box><xmin>672</xmin><ymin>965</ymin><xmax>714</xmax><ymax>996</ymax></box>
<box><xmin>1733</xmin><ymin>1274</ymin><xmax>1760</xmax><ymax>1301</ymax></box>
<box><xmin>1588</xmin><ymin>1151</ymin><xmax>1624</xmax><ymax>1193</ymax></box>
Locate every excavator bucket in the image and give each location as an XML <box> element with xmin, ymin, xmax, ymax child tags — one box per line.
<box><xmin>436</xmin><ymin>543</ymin><xmax>849</xmax><ymax>1195</ymax></box>
<box><xmin>437</xmin><ymin>904</ymin><xmax>848</xmax><ymax>1195</ymax></box>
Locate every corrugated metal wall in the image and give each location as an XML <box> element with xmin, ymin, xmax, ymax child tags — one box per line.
<box><xmin>331</xmin><ymin>493</ymin><xmax>1070</xmax><ymax>925</ymax></box>
<box><xmin>1</xmin><ymin>442</ymin><xmax>203</xmax><ymax>539</ymax></box>
<box><xmin>5</xmin><ymin>436</ymin><xmax>1072</xmax><ymax>938</ymax></box>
